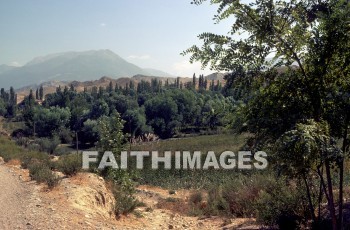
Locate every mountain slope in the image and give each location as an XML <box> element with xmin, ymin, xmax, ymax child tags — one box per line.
<box><xmin>0</xmin><ymin>50</ymin><xmax>167</xmax><ymax>89</ymax></box>
<box><xmin>142</xmin><ymin>68</ymin><xmax>174</xmax><ymax>77</ymax></box>
<box><xmin>0</xmin><ymin>65</ymin><xmax>17</xmax><ymax>75</ymax></box>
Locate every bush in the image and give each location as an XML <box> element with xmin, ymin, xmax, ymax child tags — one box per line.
<box><xmin>28</xmin><ymin>162</ymin><xmax>59</xmax><ymax>189</ymax></box>
<box><xmin>114</xmin><ymin>191</ymin><xmax>139</xmax><ymax>216</ymax></box>
<box><xmin>26</xmin><ymin>142</ymin><xmax>41</xmax><ymax>152</ymax></box>
<box><xmin>205</xmin><ymin>186</ymin><xmax>230</xmax><ymax>216</ymax></box>
<box><xmin>57</xmin><ymin>127</ymin><xmax>73</xmax><ymax>144</ymax></box>
<box><xmin>189</xmin><ymin>191</ymin><xmax>203</xmax><ymax>205</ymax></box>
<box><xmin>221</xmin><ymin>175</ymin><xmax>269</xmax><ymax>217</ymax></box>
<box><xmin>107</xmin><ymin>169</ymin><xmax>139</xmax><ymax>217</ymax></box>
<box><xmin>37</xmin><ymin>136</ymin><xmax>60</xmax><ymax>154</ymax></box>
<box><xmin>11</xmin><ymin>128</ymin><xmax>29</xmax><ymax>138</ymax></box>
<box><xmin>254</xmin><ymin>182</ymin><xmax>305</xmax><ymax>229</ymax></box>
<box><xmin>54</xmin><ymin>146</ymin><xmax>73</xmax><ymax>156</ymax></box>
<box><xmin>191</xmin><ymin>173</ymin><xmax>306</xmax><ymax>228</ymax></box>
<box><xmin>109</xmin><ymin>181</ymin><xmax>139</xmax><ymax>216</ymax></box>
<box><xmin>57</xmin><ymin>153</ymin><xmax>82</xmax><ymax>177</ymax></box>
<box><xmin>15</xmin><ymin>137</ymin><xmax>31</xmax><ymax>147</ymax></box>
<box><xmin>20</xmin><ymin>151</ymin><xmax>51</xmax><ymax>169</ymax></box>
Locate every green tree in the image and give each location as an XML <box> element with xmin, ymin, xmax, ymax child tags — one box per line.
<box><xmin>184</xmin><ymin>0</ymin><xmax>350</xmax><ymax>228</ymax></box>
<box><xmin>192</xmin><ymin>73</ymin><xmax>196</xmax><ymax>90</ymax></box>
<box><xmin>0</xmin><ymin>98</ymin><xmax>6</xmax><ymax>116</ymax></box>
<box><xmin>90</xmin><ymin>99</ymin><xmax>109</xmax><ymax>119</ymax></box>
<box><xmin>35</xmin><ymin>88</ymin><xmax>39</xmax><ymax>100</ymax></box>
<box><xmin>144</xmin><ymin>96</ymin><xmax>180</xmax><ymax>138</ymax></box>
<box><xmin>97</xmin><ymin>113</ymin><xmax>137</xmax><ymax>216</ymax></box>
<box><xmin>122</xmin><ymin>108</ymin><xmax>152</xmax><ymax>137</ymax></box>
<box><xmin>108</xmin><ymin>81</ymin><xmax>114</xmax><ymax>93</ymax></box>
<box><xmin>81</xmin><ymin>119</ymin><xmax>99</xmax><ymax>145</ymax></box>
<box><xmin>39</xmin><ymin>85</ymin><xmax>44</xmax><ymax>100</ymax></box>
<box><xmin>26</xmin><ymin>106</ymin><xmax>71</xmax><ymax>137</ymax></box>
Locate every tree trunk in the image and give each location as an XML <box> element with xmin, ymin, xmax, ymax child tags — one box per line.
<box><xmin>303</xmin><ymin>173</ymin><xmax>316</xmax><ymax>222</ymax></box>
<box><xmin>339</xmin><ymin>159</ymin><xmax>344</xmax><ymax>230</ymax></box>
<box><xmin>317</xmin><ymin>166</ymin><xmax>330</xmax><ymax>204</ymax></box>
<box><xmin>339</xmin><ymin>116</ymin><xmax>349</xmax><ymax>229</ymax></box>
<box><xmin>325</xmin><ymin>160</ymin><xmax>337</xmax><ymax>230</ymax></box>
<box><xmin>317</xmin><ymin>166</ymin><xmax>324</xmax><ymax>221</ymax></box>
<box><xmin>76</xmin><ymin>131</ymin><xmax>79</xmax><ymax>154</ymax></box>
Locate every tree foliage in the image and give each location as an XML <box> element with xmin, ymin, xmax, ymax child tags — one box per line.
<box><xmin>184</xmin><ymin>0</ymin><xmax>350</xmax><ymax>228</ymax></box>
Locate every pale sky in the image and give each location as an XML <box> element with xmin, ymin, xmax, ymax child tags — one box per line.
<box><xmin>0</xmin><ymin>0</ymin><xmax>233</xmax><ymax>77</ymax></box>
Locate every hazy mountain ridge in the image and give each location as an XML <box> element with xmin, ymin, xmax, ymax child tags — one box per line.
<box><xmin>0</xmin><ymin>64</ymin><xmax>18</xmax><ymax>75</ymax></box>
<box><xmin>142</xmin><ymin>68</ymin><xmax>174</xmax><ymax>77</ymax></box>
<box><xmin>0</xmin><ymin>50</ymin><xmax>173</xmax><ymax>89</ymax></box>
<box><xmin>15</xmin><ymin>72</ymin><xmax>224</xmax><ymax>103</ymax></box>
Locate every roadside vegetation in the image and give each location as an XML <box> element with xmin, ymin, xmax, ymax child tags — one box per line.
<box><xmin>0</xmin><ymin>0</ymin><xmax>349</xmax><ymax>228</ymax></box>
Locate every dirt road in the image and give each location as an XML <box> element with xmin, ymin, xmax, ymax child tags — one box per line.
<box><xmin>0</xmin><ymin>163</ymin><xmax>117</xmax><ymax>230</ymax></box>
<box><xmin>0</xmin><ymin>164</ymin><xmax>33</xmax><ymax>229</ymax></box>
<box><xmin>0</xmin><ymin>161</ymin><xmax>256</xmax><ymax>230</ymax></box>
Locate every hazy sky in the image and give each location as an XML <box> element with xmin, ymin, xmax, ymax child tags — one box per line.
<box><xmin>0</xmin><ymin>0</ymin><xmax>233</xmax><ymax>76</ymax></box>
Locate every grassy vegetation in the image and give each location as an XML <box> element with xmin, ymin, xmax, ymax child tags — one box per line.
<box><xmin>130</xmin><ymin>133</ymin><xmax>250</xmax><ymax>153</ymax></box>
<box><xmin>0</xmin><ymin>136</ymin><xmax>50</xmax><ymax>163</ymax></box>
<box><xmin>56</xmin><ymin>153</ymin><xmax>82</xmax><ymax>177</ymax></box>
<box><xmin>0</xmin><ymin>136</ymin><xmax>59</xmax><ymax>187</ymax></box>
<box><xmin>0</xmin><ymin>135</ymin><xmax>82</xmax><ymax>187</ymax></box>
<box><xmin>128</xmin><ymin>133</ymin><xmax>257</xmax><ymax>189</ymax></box>
<box><xmin>1</xmin><ymin>119</ymin><xmax>26</xmax><ymax>134</ymax></box>
<box><xmin>28</xmin><ymin>162</ymin><xmax>59</xmax><ymax>189</ymax></box>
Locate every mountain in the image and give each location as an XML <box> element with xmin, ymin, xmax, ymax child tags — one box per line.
<box><xmin>0</xmin><ymin>64</ymin><xmax>18</xmax><ymax>75</ymax></box>
<box><xmin>205</xmin><ymin>72</ymin><xmax>227</xmax><ymax>81</ymax></box>
<box><xmin>0</xmin><ymin>50</ymin><xmax>171</xmax><ymax>89</ymax></box>
<box><xmin>142</xmin><ymin>68</ymin><xmax>174</xmax><ymax>77</ymax></box>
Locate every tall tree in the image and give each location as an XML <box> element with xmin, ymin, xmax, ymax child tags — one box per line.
<box><xmin>192</xmin><ymin>73</ymin><xmax>196</xmax><ymax>90</ymax></box>
<box><xmin>183</xmin><ymin>0</ymin><xmax>350</xmax><ymax>228</ymax></box>
<box><xmin>35</xmin><ymin>88</ymin><xmax>39</xmax><ymax>100</ymax></box>
<box><xmin>39</xmin><ymin>85</ymin><xmax>44</xmax><ymax>100</ymax></box>
<box><xmin>108</xmin><ymin>81</ymin><xmax>113</xmax><ymax>93</ymax></box>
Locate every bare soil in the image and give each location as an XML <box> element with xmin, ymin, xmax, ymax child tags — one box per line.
<box><xmin>0</xmin><ymin>160</ymin><xmax>258</xmax><ymax>229</ymax></box>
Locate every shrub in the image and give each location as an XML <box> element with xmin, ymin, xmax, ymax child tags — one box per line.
<box><xmin>114</xmin><ymin>191</ymin><xmax>139</xmax><ymax>216</ymax></box>
<box><xmin>57</xmin><ymin>127</ymin><xmax>73</xmax><ymax>144</ymax></box>
<box><xmin>165</xmin><ymin>197</ymin><xmax>179</xmax><ymax>203</ymax></box>
<box><xmin>221</xmin><ymin>176</ymin><xmax>265</xmax><ymax>217</ymax></box>
<box><xmin>11</xmin><ymin>128</ymin><xmax>29</xmax><ymax>138</ymax></box>
<box><xmin>0</xmin><ymin>136</ymin><xmax>23</xmax><ymax>162</ymax></box>
<box><xmin>57</xmin><ymin>153</ymin><xmax>82</xmax><ymax>177</ymax></box>
<box><xmin>109</xmin><ymin>181</ymin><xmax>139</xmax><ymax>216</ymax></box>
<box><xmin>107</xmin><ymin>169</ymin><xmax>139</xmax><ymax>217</ymax></box>
<box><xmin>255</xmin><ymin>185</ymin><xmax>304</xmax><ymax>229</ymax></box>
<box><xmin>205</xmin><ymin>186</ymin><xmax>230</xmax><ymax>216</ymax></box>
<box><xmin>28</xmin><ymin>162</ymin><xmax>59</xmax><ymax>189</ymax></box>
<box><xmin>15</xmin><ymin>137</ymin><xmax>30</xmax><ymax>147</ymax></box>
<box><xmin>37</xmin><ymin>136</ymin><xmax>60</xmax><ymax>154</ymax></box>
<box><xmin>54</xmin><ymin>146</ymin><xmax>73</xmax><ymax>156</ymax></box>
<box><xmin>189</xmin><ymin>191</ymin><xmax>203</xmax><ymax>204</ymax></box>
<box><xmin>27</xmin><ymin>142</ymin><xmax>40</xmax><ymax>152</ymax></box>
<box><xmin>21</xmin><ymin>151</ymin><xmax>51</xmax><ymax>169</ymax></box>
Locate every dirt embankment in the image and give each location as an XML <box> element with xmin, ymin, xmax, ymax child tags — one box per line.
<box><xmin>0</xmin><ymin>158</ymin><xmax>257</xmax><ymax>230</ymax></box>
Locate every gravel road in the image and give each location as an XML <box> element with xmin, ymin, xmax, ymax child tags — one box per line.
<box><xmin>0</xmin><ymin>164</ymin><xmax>32</xmax><ymax>229</ymax></box>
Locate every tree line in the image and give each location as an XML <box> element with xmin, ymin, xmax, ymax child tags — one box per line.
<box><xmin>5</xmin><ymin>75</ymin><xmax>234</xmax><ymax>147</ymax></box>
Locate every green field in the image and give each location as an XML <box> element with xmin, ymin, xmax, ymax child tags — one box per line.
<box><xmin>127</xmin><ymin>133</ymin><xmax>267</xmax><ymax>190</ymax></box>
<box><xmin>130</xmin><ymin>133</ymin><xmax>250</xmax><ymax>153</ymax></box>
